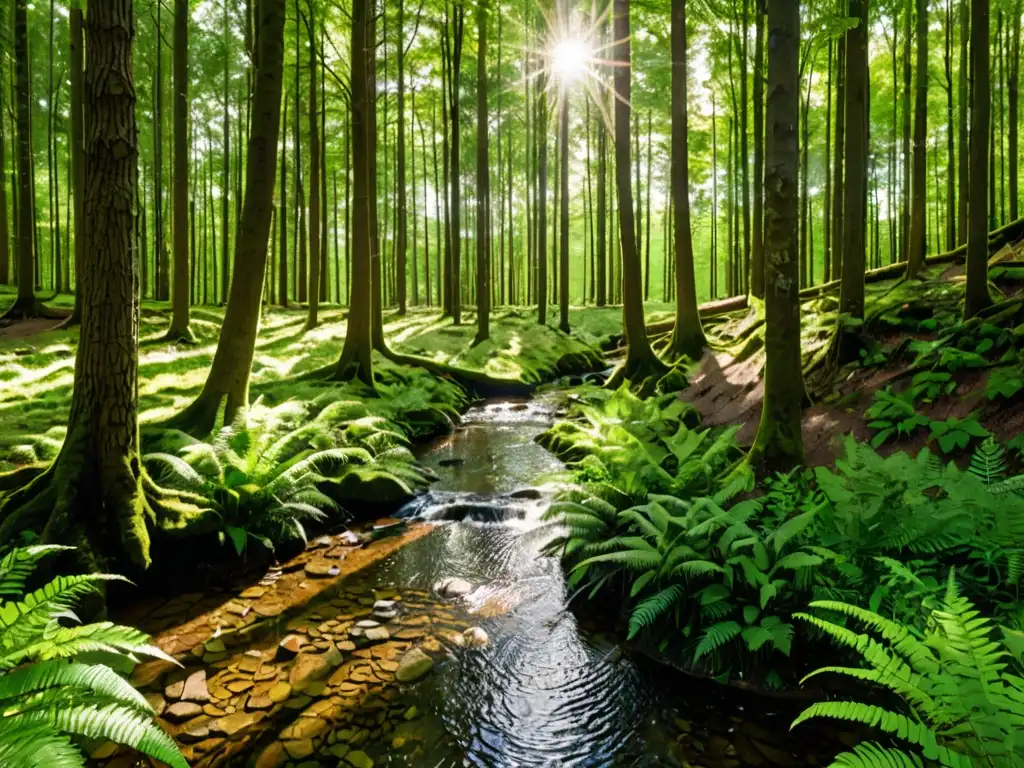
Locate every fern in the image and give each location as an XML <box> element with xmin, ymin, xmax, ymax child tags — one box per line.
<box><xmin>970</xmin><ymin>437</ymin><xmax>1007</xmax><ymax>486</ymax></box>
<box><xmin>627</xmin><ymin>585</ymin><xmax>685</xmax><ymax>640</ymax></box>
<box><xmin>0</xmin><ymin>547</ymin><xmax>186</xmax><ymax>768</ymax></box>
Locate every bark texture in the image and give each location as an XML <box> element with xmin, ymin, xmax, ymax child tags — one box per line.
<box><xmin>965</xmin><ymin>0</ymin><xmax>992</xmax><ymax>318</ymax></box>
<box><xmin>168</xmin><ymin>0</ymin><xmax>193</xmax><ymax>340</ymax></box>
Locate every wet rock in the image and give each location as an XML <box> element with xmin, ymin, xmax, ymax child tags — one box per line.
<box><xmin>282</xmin><ymin>717</ymin><xmax>329</xmax><ymax>740</ymax></box>
<box><xmin>239</xmin><ymin>650</ymin><xmax>264</xmax><ymax>673</ymax></box>
<box><xmin>204</xmin><ymin>637</ymin><xmax>227</xmax><ymax>654</ymax></box>
<box><xmin>462</xmin><ymin>627</ymin><xmax>489</xmax><ymax>648</ymax></box>
<box><xmin>226</xmin><ymin>679</ymin><xmax>254</xmax><ymax>693</ymax></box>
<box><xmin>144</xmin><ymin>692</ymin><xmax>166</xmax><ymax>716</ymax></box>
<box><xmin>254</xmin><ymin>741</ymin><xmax>289</xmax><ymax>768</ymax></box>
<box><xmin>202</xmin><ymin>704</ymin><xmax>227</xmax><ymax>717</ymax></box>
<box><xmin>304</xmin><ymin>560</ymin><xmax>341</xmax><ymax>578</ymax></box>
<box><xmin>403</xmin><ymin>706</ymin><xmax>419</xmax><ymax>720</ymax></box>
<box><xmin>283</xmin><ymin>739</ymin><xmax>315</xmax><ymax>760</ymax></box>
<box><xmin>395</xmin><ymin>648</ymin><xmax>434</xmax><ymax>683</ymax></box>
<box><xmin>247</xmin><ymin>695</ymin><xmax>274</xmax><ymax>710</ymax></box>
<box><xmin>89</xmin><ymin>742</ymin><xmax>118</xmax><ymax>760</ymax></box>
<box><xmin>346</xmin><ymin>750</ymin><xmax>374</xmax><ymax>768</ymax></box>
<box><xmin>131</xmin><ymin>659</ymin><xmax>175</xmax><ymax>688</ymax></box>
<box><xmin>165</xmin><ymin>678</ymin><xmax>185</xmax><ymax>700</ymax></box>
<box><xmin>164</xmin><ymin>701</ymin><xmax>203</xmax><ymax>722</ymax></box>
<box><xmin>289</xmin><ymin>646</ymin><xmax>343</xmax><ymax>693</ymax></box>
<box><xmin>365</xmin><ymin>626</ymin><xmax>390</xmax><ymax>642</ymax></box>
<box><xmin>506</xmin><ymin>488</ymin><xmax>543</xmax><ymax>500</ymax></box>
<box><xmin>276</xmin><ymin>634</ymin><xmax>304</xmax><ymax>660</ymax></box>
<box><xmin>180</xmin><ymin>724</ymin><xmax>211</xmax><ymax>743</ymax></box>
<box><xmin>355</xmin><ymin>619</ymin><xmax>381</xmax><ymax>629</ymax></box>
<box><xmin>209</xmin><ymin>710</ymin><xmax>266</xmax><ymax>736</ymax></box>
<box><xmin>438</xmin><ymin>458</ymin><xmax>464</xmax><ymax>468</ymax></box>
<box><xmin>268</xmin><ymin>682</ymin><xmax>292</xmax><ymax>702</ymax></box>
<box><xmin>181</xmin><ymin>670</ymin><xmax>211</xmax><ymax>703</ymax></box>
<box><xmin>239</xmin><ymin>585</ymin><xmax>268</xmax><ymax>599</ymax></box>
<box><xmin>434</xmin><ymin>577</ymin><xmax>473</xmax><ymax>598</ymax></box>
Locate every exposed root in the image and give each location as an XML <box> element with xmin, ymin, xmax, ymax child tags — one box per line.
<box><xmin>605</xmin><ymin>354</ymin><xmax>670</xmax><ymax>398</ymax></box>
<box><xmin>380</xmin><ymin>346</ymin><xmax>536</xmax><ymax>397</ymax></box>
<box><xmin>161</xmin><ymin>325</ymin><xmax>198</xmax><ymax>345</ymax></box>
<box><xmin>0</xmin><ymin>298</ymin><xmax>68</xmax><ymax>324</ymax></box>
<box><xmin>0</xmin><ymin>463</ymin><xmax>49</xmax><ymax>492</ymax></box>
<box><xmin>158</xmin><ymin>391</ymin><xmax>227</xmax><ymax>438</ymax></box>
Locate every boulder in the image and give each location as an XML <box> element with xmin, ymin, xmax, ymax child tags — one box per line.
<box><xmin>394</xmin><ymin>648</ymin><xmax>434</xmax><ymax>683</ymax></box>
<box><xmin>462</xmin><ymin>627</ymin><xmax>489</xmax><ymax>648</ymax></box>
<box><xmin>288</xmin><ymin>645</ymin><xmax>343</xmax><ymax>693</ymax></box>
<box><xmin>276</xmin><ymin>634</ymin><xmax>303</xmax><ymax>660</ymax></box>
<box><xmin>180</xmin><ymin>670</ymin><xmax>211</xmax><ymax>703</ymax></box>
<box><xmin>163</xmin><ymin>701</ymin><xmax>203</xmax><ymax>722</ymax></box>
<box><xmin>434</xmin><ymin>577</ymin><xmax>473</xmax><ymax>598</ymax></box>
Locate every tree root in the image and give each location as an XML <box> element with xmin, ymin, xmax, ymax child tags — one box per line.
<box><xmin>161</xmin><ymin>325</ymin><xmax>198</xmax><ymax>345</ymax></box>
<box><xmin>379</xmin><ymin>346</ymin><xmax>535</xmax><ymax>397</ymax></box>
<box><xmin>605</xmin><ymin>354</ymin><xmax>671</xmax><ymax>398</ymax></box>
<box><xmin>0</xmin><ymin>298</ymin><xmax>69</xmax><ymax>324</ymax></box>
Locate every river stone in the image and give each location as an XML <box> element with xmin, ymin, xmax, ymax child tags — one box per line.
<box><xmin>240</xmin><ymin>585</ymin><xmax>268</xmax><ymax>600</ymax></box>
<box><xmin>247</xmin><ymin>694</ymin><xmax>273</xmax><ymax>710</ymax></box>
<box><xmin>364</xmin><ymin>627</ymin><xmax>390</xmax><ymax>642</ymax></box>
<box><xmin>180</xmin><ymin>724</ymin><xmax>211</xmax><ymax>743</ymax></box>
<box><xmin>346</xmin><ymin>750</ymin><xmax>374</xmax><ymax>768</ymax></box>
<box><xmin>462</xmin><ymin>627</ymin><xmax>489</xmax><ymax>648</ymax></box>
<box><xmin>165</xmin><ymin>678</ymin><xmax>185</xmax><ymax>700</ymax></box>
<box><xmin>282</xmin><ymin>717</ymin><xmax>328</xmax><ymax>741</ymax></box>
<box><xmin>202</xmin><ymin>704</ymin><xmax>227</xmax><ymax>717</ymax></box>
<box><xmin>210</xmin><ymin>710</ymin><xmax>265</xmax><ymax>737</ymax></box>
<box><xmin>289</xmin><ymin>647</ymin><xmax>343</xmax><ymax>693</ymax></box>
<box><xmin>435</xmin><ymin>577</ymin><xmax>473</xmax><ymax>598</ymax></box>
<box><xmin>276</xmin><ymin>634</ymin><xmax>303</xmax><ymax>660</ymax></box>
<box><xmin>283</xmin><ymin>739</ymin><xmax>314</xmax><ymax>760</ymax></box>
<box><xmin>304</xmin><ymin>560</ymin><xmax>340</xmax><ymax>578</ymax></box>
<box><xmin>253</xmin><ymin>741</ymin><xmax>288</xmax><ymax>768</ymax></box>
<box><xmin>204</xmin><ymin>637</ymin><xmax>227</xmax><ymax>654</ymax></box>
<box><xmin>226</xmin><ymin>679</ymin><xmax>254</xmax><ymax>693</ymax></box>
<box><xmin>355</xmin><ymin>619</ymin><xmax>380</xmax><ymax>629</ymax></box>
<box><xmin>267</xmin><ymin>682</ymin><xmax>292</xmax><ymax>703</ymax></box>
<box><xmin>394</xmin><ymin>648</ymin><xmax>433</xmax><ymax>683</ymax></box>
<box><xmin>181</xmin><ymin>670</ymin><xmax>211</xmax><ymax>702</ymax></box>
<box><xmin>144</xmin><ymin>692</ymin><xmax>166</xmax><ymax>716</ymax></box>
<box><xmin>164</xmin><ymin>701</ymin><xmax>203</xmax><ymax>722</ymax></box>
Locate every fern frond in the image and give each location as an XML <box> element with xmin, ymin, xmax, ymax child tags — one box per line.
<box><xmin>0</xmin><ymin>546</ymin><xmax>73</xmax><ymax>598</ymax></box>
<box><xmin>694</xmin><ymin>621</ymin><xmax>742</xmax><ymax>660</ymax></box>
<box><xmin>830</xmin><ymin>742</ymin><xmax>924</xmax><ymax>768</ymax></box>
<box><xmin>627</xmin><ymin>585</ymin><xmax>685</xmax><ymax>640</ymax></box>
<box><xmin>0</xmin><ymin>660</ymin><xmax>150</xmax><ymax>711</ymax></box>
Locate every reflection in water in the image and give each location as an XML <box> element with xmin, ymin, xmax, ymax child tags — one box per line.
<box><xmin>365</xmin><ymin>400</ymin><xmax>836</xmax><ymax>767</ymax></box>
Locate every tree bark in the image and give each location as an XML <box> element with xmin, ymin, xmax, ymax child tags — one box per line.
<box><xmin>830</xmin><ymin>34</ymin><xmax>845</xmax><ymax>282</ymax></box>
<box><xmin>900</xmin><ymin>1</ymin><xmax>912</xmax><ymax>262</ymax></box>
<box><xmin>220</xmin><ymin>0</ymin><xmax>232</xmax><ymax>304</ymax></box>
<box><xmin>751</xmin><ymin>0</ymin><xmax>765</xmax><ymax>298</ymax></box>
<box><xmin>536</xmin><ymin>38</ymin><xmax>548</xmax><ymax>325</ymax></box>
<box><xmin>1009</xmin><ymin>0</ymin><xmax>1021</xmax><ymax>220</ymax></box>
<box><xmin>278</xmin><ymin>94</ymin><xmax>288</xmax><ymax>305</ymax></box>
<box><xmin>168</xmin><ymin>0</ymin><xmax>193</xmax><ymax>340</ymax></box>
<box><xmin>167</xmin><ymin>0</ymin><xmax>287</xmax><ymax>434</ymax></box>
<box><xmin>669</xmin><ymin>0</ymin><xmax>706</xmax><ymax>360</ymax></box>
<box><xmin>334</xmin><ymin>0</ymin><xmax>374</xmax><ymax>382</ymax></box>
<box><xmin>306</xmin><ymin>8</ymin><xmax>321</xmax><ymax>329</ymax></box>
<box><xmin>606</xmin><ymin>0</ymin><xmax>665</xmax><ymax>389</ymax></box>
<box><xmin>396</xmin><ymin>0</ymin><xmax>408</xmax><ymax>314</ymax></box>
<box><xmin>475</xmin><ymin>0</ymin><xmax>491</xmax><ymax>343</ymax></box>
<box><xmin>907</xmin><ymin>0</ymin><xmax>928</xmax><ymax>278</ymax></box>
<box><xmin>958</xmin><ymin>0</ymin><xmax>970</xmax><ymax>245</ymax></box>
<box><xmin>558</xmin><ymin>82</ymin><xmax>570</xmax><ymax>333</ymax></box>
<box><xmin>965</xmin><ymin>0</ymin><xmax>992</xmax><ymax>318</ymax></box>
<box><xmin>65</xmin><ymin>1</ymin><xmax>85</xmax><ymax>322</ymax></box>
<box><xmin>840</xmin><ymin>0</ymin><xmax>868</xmax><ymax>320</ymax></box>
<box><xmin>750</xmin><ymin>0</ymin><xmax>805</xmax><ymax>470</ymax></box>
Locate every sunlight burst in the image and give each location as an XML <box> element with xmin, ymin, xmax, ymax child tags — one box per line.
<box><xmin>551</xmin><ymin>36</ymin><xmax>593</xmax><ymax>85</ymax></box>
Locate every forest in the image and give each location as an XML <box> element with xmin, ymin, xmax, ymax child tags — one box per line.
<box><xmin>0</xmin><ymin>0</ymin><xmax>1023</xmax><ymax>765</ymax></box>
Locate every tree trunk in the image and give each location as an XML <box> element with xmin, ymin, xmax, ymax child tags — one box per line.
<box><xmin>607</xmin><ymin>0</ymin><xmax>665</xmax><ymax>389</ymax></box>
<box><xmin>958</xmin><ymin>0</ymin><xmax>970</xmax><ymax>245</ymax></box>
<box><xmin>750</xmin><ymin>0</ymin><xmax>805</xmax><ymax>470</ymax></box>
<box><xmin>443</xmin><ymin>4</ymin><xmax>465</xmax><ymax>325</ymax></box>
<box><xmin>830</xmin><ymin>34</ymin><xmax>845</xmax><ymax>282</ymax></box>
<box><xmin>669</xmin><ymin>0</ymin><xmax>706</xmax><ymax>360</ymax></box>
<box><xmin>306</xmin><ymin>9</ymin><xmax>321</xmax><ymax>329</ymax></box>
<box><xmin>220</xmin><ymin>0</ymin><xmax>231</xmax><ymax>304</ymax></box>
<box><xmin>536</xmin><ymin>45</ymin><xmax>548</xmax><ymax>325</ymax></box>
<box><xmin>751</xmin><ymin>0</ymin><xmax>765</xmax><ymax>298</ymax></box>
<box><xmin>558</xmin><ymin>80</ymin><xmax>570</xmax><ymax>333</ymax></box>
<box><xmin>944</xmin><ymin>0</ymin><xmax>956</xmax><ymax>250</ymax></box>
<box><xmin>167</xmin><ymin>0</ymin><xmax>287</xmax><ymax>435</ymax></box>
<box><xmin>64</xmin><ymin>1</ymin><xmax>85</xmax><ymax>322</ymax></box>
<box><xmin>739</xmin><ymin>0</ymin><xmax>751</xmax><ymax>294</ymax></box>
<box><xmin>278</xmin><ymin>94</ymin><xmax>288</xmax><ymax>306</ymax></box>
<box><xmin>475</xmin><ymin>0</ymin><xmax>491</xmax><ymax>343</ymax></box>
<box><xmin>965</xmin><ymin>0</ymin><xmax>992</xmax><ymax>318</ymax></box>
<box><xmin>596</xmin><ymin>92</ymin><xmax>607</xmax><ymax>306</ymax></box>
<box><xmin>1010</xmin><ymin>0</ymin><xmax>1021</xmax><ymax>220</ymax></box>
<box><xmin>907</xmin><ymin>0</ymin><xmax>928</xmax><ymax>277</ymax></box>
<box><xmin>900</xmin><ymin>1</ymin><xmax>912</xmax><ymax>262</ymax></box>
<box><xmin>0</xmin><ymin>89</ymin><xmax>7</xmax><ymax>285</ymax></box>
<box><xmin>168</xmin><ymin>0</ymin><xmax>193</xmax><ymax>339</ymax></box>
<box><xmin>396</xmin><ymin>0</ymin><xmax>408</xmax><ymax>314</ymax></box>
<box><xmin>8</xmin><ymin>0</ymin><xmax>41</xmax><ymax>317</ymax></box>
<box><xmin>840</xmin><ymin>0</ymin><xmax>868</xmax><ymax>320</ymax></box>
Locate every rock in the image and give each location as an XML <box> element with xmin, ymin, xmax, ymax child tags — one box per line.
<box><xmin>164</xmin><ymin>701</ymin><xmax>203</xmax><ymax>722</ymax></box>
<box><xmin>247</xmin><ymin>695</ymin><xmax>273</xmax><ymax>710</ymax></box>
<box><xmin>462</xmin><ymin>627</ymin><xmax>489</xmax><ymax>648</ymax></box>
<box><xmin>283</xmin><ymin>739</ymin><xmax>315</xmax><ymax>760</ymax></box>
<box><xmin>373</xmin><ymin>609</ymin><xmax>398</xmax><ymax>620</ymax></box>
<box><xmin>226</xmin><ymin>679</ymin><xmax>254</xmax><ymax>693</ymax></box>
<box><xmin>239</xmin><ymin>586</ymin><xmax>268</xmax><ymax>599</ymax></box>
<box><xmin>364</xmin><ymin>627</ymin><xmax>390</xmax><ymax>642</ymax></box>
<box><xmin>355</xmin><ymin>619</ymin><xmax>381</xmax><ymax>628</ymax></box>
<box><xmin>165</xmin><ymin>678</ymin><xmax>185</xmax><ymax>700</ymax></box>
<box><xmin>435</xmin><ymin>577</ymin><xmax>472</xmax><ymax>598</ymax></box>
<box><xmin>209</xmin><ymin>710</ymin><xmax>265</xmax><ymax>737</ymax></box>
<box><xmin>238</xmin><ymin>650</ymin><xmax>263</xmax><ymax>673</ymax></box>
<box><xmin>254</xmin><ymin>741</ymin><xmax>289</xmax><ymax>768</ymax></box>
<box><xmin>506</xmin><ymin>488</ymin><xmax>543</xmax><ymax>500</ymax></box>
<box><xmin>403</xmin><ymin>706</ymin><xmax>419</xmax><ymax>720</ymax></box>
<box><xmin>282</xmin><ymin>717</ymin><xmax>329</xmax><ymax>740</ymax></box>
<box><xmin>304</xmin><ymin>560</ymin><xmax>341</xmax><ymax>578</ymax></box>
<box><xmin>202</xmin><ymin>704</ymin><xmax>227</xmax><ymax>717</ymax></box>
<box><xmin>181</xmin><ymin>670</ymin><xmax>211</xmax><ymax>703</ymax></box>
<box><xmin>346</xmin><ymin>750</ymin><xmax>374</xmax><ymax>768</ymax></box>
<box><xmin>179</xmin><ymin>724</ymin><xmax>211</xmax><ymax>743</ymax></box>
<box><xmin>267</xmin><ymin>682</ymin><xmax>292</xmax><ymax>703</ymax></box>
<box><xmin>204</xmin><ymin>637</ymin><xmax>227</xmax><ymax>654</ymax></box>
<box><xmin>89</xmin><ymin>742</ymin><xmax>119</xmax><ymax>760</ymax></box>
<box><xmin>276</xmin><ymin>634</ymin><xmax>304</xmax><ymax>660</ymax></box>
<box><xmin>395</xmin><ymin>648</ymin><xmax>434</xmax><ymax>683</ymax></box>
<box><xmin>288</xmin><ymin>646</ymin><xmax>343</xmax><ymax>693</ymax></box>
<box><xmin>144</xmin><ymin>692</ymin><xmax>166</xmax><ymax>716</ymax></box>
<box><xmin>131</xmin><ymin>659</ymin><xmax>175</xmax><ymax>688</ymax></box>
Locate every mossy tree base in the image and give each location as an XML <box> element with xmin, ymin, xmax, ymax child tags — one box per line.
<box><xmin>0</xmin><ymin>298</ymin><xmax>66</xmax><ymax>323</ymax></box>
<box><xmin>161</xmin><ymin>324</ymin><xmax>198</xmax><ymax>345</ymax></box>
<box><xmin>0</xmin><ymin>434</ymin><xmax>215</xmax><ymax>574</ymax></box>
<box><xmin>605</xmin><ymin>354</ymin><xmax>671</xmax><ymax>398</ymax></box>
<box><xmin>748</xmin><ymin>409</ymin><xmax>806</xmax><ymax>474</ymax></box>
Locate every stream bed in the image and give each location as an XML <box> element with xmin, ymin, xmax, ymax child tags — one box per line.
<box><xmin>346</xmin><ymin>399</ymin><xmax>844</xmax><ymax>767</ymax></box>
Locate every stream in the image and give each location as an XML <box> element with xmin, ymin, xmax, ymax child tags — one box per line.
<box><xmin>345</xmin><ymin>398</ymin><xmax>843</xmax><ymax>767</ymax></box>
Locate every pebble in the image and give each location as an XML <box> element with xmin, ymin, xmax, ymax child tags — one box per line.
<box><xmin>163</xmin><ymin>701</ymin><xmax>203</xmax><ymax>722</ymax></box>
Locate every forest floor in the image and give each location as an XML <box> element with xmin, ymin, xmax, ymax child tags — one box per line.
<box><xmin>0</xmin><ymin>287</ymin><xmax>664</xmax><ymax>467</ymax></box>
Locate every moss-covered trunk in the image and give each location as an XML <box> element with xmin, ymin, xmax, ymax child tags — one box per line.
<box><xmin>749</xmin><ymin>0</ymin><xmax>805</xmax><ymax>471</ymax></box>
<box><xmin>165</xmin><ymin>0</ymin><xmax>287</xmax><ymax>435</ymax></box>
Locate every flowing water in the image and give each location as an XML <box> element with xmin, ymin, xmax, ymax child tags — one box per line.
<box><xmin>347</xmin><ymin>399</ymin><xmax>844</xmax><ymax>767</ymax></box>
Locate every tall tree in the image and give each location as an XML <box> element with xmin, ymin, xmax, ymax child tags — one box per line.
<box><xmin>957</xmin><ymin>0</ymin><xmax>969</xmax><ymax>244</ymax></box>
<box><xmin>474</xmin><ymin>0</ymin><xmax>491</xmax><ymax>343</ymax></box>
<box><xmin>1010</xmin><ymin>0</ymin><xmax>1021</xmax><ymax>220</ymax></box>
<box><xmin>839</xmin><ymin>0</ymin><xmax>868</xmax><ymax>321</ymax></box>
<box><xmin>6</xmin><ymin>0</ymin><xmax>45</xmax><ymax>318</ymax></box>
<box><xmin>606</xmin><ymin>0</ymin><xmax>666</xmax><ymax>389</ymax></box>
<box><xmin>907</xmin><ymin>0</ymin><xmax>928</xmax><ymax>277</ymax></box>
<box><xmin>305</xmin><ymin>6</ymin><xmax>321</xmax><ymax>329</ymax></box>
<box><xmin>750</xmin><ymin>0</ymin><xmax>804</xmax><ymax>470</ymax></box>
<box><xmin>335</xmin><ymin>0</ymin><xmax>374</xmax><ymax>382</ymax></box>
<box><xmin>64</xmin><ymin>0</ymin><xmax>85</xmax><ymax>325</ymax></box>
<box><xmin>751</xmin><ymin>0</ymin><xmax>765</xmax><ymax>298</ymax></box>
<box><xmin>965</xmin><ymin>0</ymin><xmax>991</xmax><ymax>318</ymax></box>
<box><xmin>167</xmin><ymin>0</ymin><xmax>194</xmax><ymax>340</ymax></box>
<box><xmin>669</xmin><ymin>0</ymin><xmax>706</xmax><ymax>360</ymax></box>
<box><xmin>442</xmin><ymin>2</ymin><xmax>465</xmax><ymax>325</ymax></box>
<box><xmin>278</xmin><ymin>94</ymin><xmax>289</xmax><ymax>306</ymax></box>
<box><xmin>168</xmin><ymin>0</ymin><xmax>288</xmax><ymax>434</ymax></box>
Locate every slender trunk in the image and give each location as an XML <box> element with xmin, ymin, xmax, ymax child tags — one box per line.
<box><xmin>278</xmin><ymin>94</ymin><xmax>288</xmax><ymax>305</ymax></box>
<box><xmin>958</xmin><ymin>0</ymin><xmax>970</xmax><ymax>244</ymax></box>
<box><xmin>169</xmin><ymin>0</ymin><xmax>192</xmax><ymax>337</ymax></box>
<box><xmin>831</xmin><ymin>34</ymin><xmax>846</xmax><ymax>282</ymax></box>
<box><xmin>396</xmin><ymin>0</ymin><xmax>408</xmax><ymax>313</ymax></box>
<box><xmin>1010</xmin><ymin>0</ymin><xmax>1021</xmax><ymax>220</ymax></box>
<box><xmin>669</xmin><ymin>0</ymin><xmax>706</xmax><ymax>360</ymax></box>
<box><xmin>840</xmin><ymin>0</ymin><xmax>868</xmax><ymax>319</ymax></box>
<box><xmin>901</xmin><ymin>1</ymin><xmax>912</xmax><ymax>262</ymax></box>
<box><xmin>750</xmin><ymin>0</ymin><xmax>805</xmax><ymax>469</ymax></box>
<box><xmin>907</xmin><ymin>0</ymin><xmax>928</xmax><ymax>277</ymax></box>
<box><xmin>643</xmin><ymin>112</ymin><xmax>652</xmax><ymax>304</ymax></box>
<box><xmin>965</xmin><ymin>0</ymin><xmax>991</xmax><ymax>318</ymax></box>
<box><xmin>739</xmin><ymin>0</ymin><xmax>751</xmax><ymax>294</ymax></box>
<box><xmin>10</xmin><ymin>0</ymin><xmax>38</xmax><ymax>314</ymax></box>
<box><xmin>558</xmin><ymin>79</ymin><xmax>570</xmax><ymax>333</ymax></box>
<box><xmin>306</xmin><ymin>9</ymin><xmax>321</xmax><ymax>329</ymax></box>
<box><xmin>536</xmin><ymin>43</ymin><xmax>548</xmax><ymax>324</ymax></box>
<box><xmin>220</xmin><ymin>0</ymin><xmax>231</xmax><ymax>304</ymax></box>
<box><xmin>944</xmin><ymin>0</ymin><xmax>956</xmax><ymax>248</ymax></box>
<box><xmin>475</xmin><ymin>0</ymin><xmax>490</xmax><ymax>342</ymax></box>
<box><xmin>751</xmin><ymin>0</ymin><xmax>765</xmax><ymax>297</ymax></box>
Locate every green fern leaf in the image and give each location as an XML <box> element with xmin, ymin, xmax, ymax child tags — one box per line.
<box><xmin>0</xmin><ymin>546</ymin><xmax>73</xmax><ymax>598</ymax></box>
<box><xmin>628</xmin><ymin>585</ymin><xmax>685</xmax><ymax>640</ymax></box>
<box><xmin>694</xmin><ymin>621</ymin><xmax>742</xmax><ymax>660</ymax></box>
